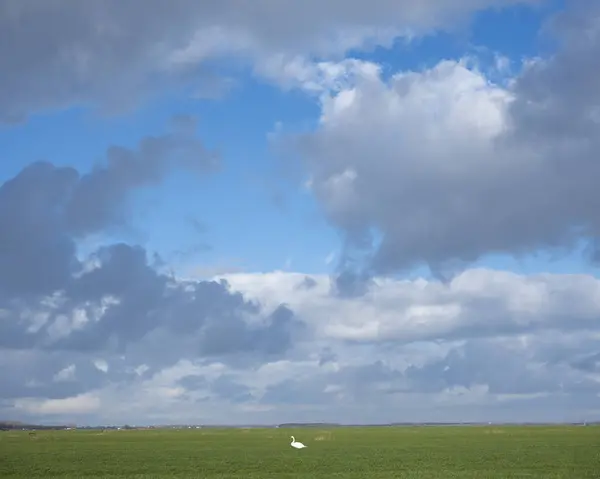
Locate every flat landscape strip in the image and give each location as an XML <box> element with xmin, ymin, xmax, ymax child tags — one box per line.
<box><xmin>1</xmin><ymin>425</ymin><xmax>599</xmax><ymax>478</ymax></box>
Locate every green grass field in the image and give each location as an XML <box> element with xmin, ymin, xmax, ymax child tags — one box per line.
<box><xmin>1</xmin><ymin>425</ymin><xmax>599</xmax><ymax>478</ymax></box>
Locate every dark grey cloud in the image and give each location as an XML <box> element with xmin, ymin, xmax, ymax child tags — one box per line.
<box><xmin>332</xmin><ymin>268</ymin><xmax>373</xmax><ymax>298</ymax></box>
<box><xmin>570</xmin><ymin>352</ymin><xmax>600</xmax><ymax>373</ymax></box>
<box><xmin>0</xmin><ymin>351</ymin><xmax>107</xmax><ymax>400</ymax></box>
<box><xmin>1</xmin><ymin>244</ymin><xmax>304</xmax><ymax>357</ymax></box>
<box><xmin>0</xmin><ymin>0</ymin><xmax>532</xmax><ymax>122</ymax></box>
<box><xmin>178</xmin><ymin>374</ymin><xmax>208</xmax><ymax>391</ymax></box>
<box><xmin>0</xmin><ymin>120</ymin><xmax>304</xmax><ymax>407</ymax></box>
<box><xmin>0</xmin><ymin>115</ymin><xmax>215</xmax><ymax>299</ymax></box>
<box><xmin>179</xmin><ymin>374</ymin><xmax>253</xmax><ymax>403</ymax></box>
<box><xmin>197</xmin><ymin>304</ymin><xmax>306</xmax><ymax>358</ymax></box>
<box><xmin>0</xmin><ymin>0</ymin><xmax>205</xmax><ymax>122</ymax></box>
<box><xmin>211</xmin><ymin>375</ymin><xmax>253</xmax><ymax>403</ymax></box>
<box><xmin>508</xmin><ymin>0</ymin><xmax>600</xmax><ymax>144</ymax></box>
<box><xmin>296</xmin><ymin>275</ymin><xmax>318</xmax><ymax>290</ymax></box>
<box><xmin>261</xmin><ymin>377</ymin><xmax>329</xmax><ymax>405</ymax></box>
<box><xmin>318</xmin><ymin>347</ymin><xmax>337</xmax><ymax>366</ymax></box>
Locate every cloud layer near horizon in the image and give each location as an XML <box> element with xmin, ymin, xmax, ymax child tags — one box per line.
<box><xmin>3</xmin><ymin>269</ymin><xmax>600</xmax><ymax>425</ymax></box>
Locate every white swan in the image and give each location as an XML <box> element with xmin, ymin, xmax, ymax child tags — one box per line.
<box><xmin>290</xmin><ymin>435</ymin><xmax>307</xmax><ymax>449</ymax></box>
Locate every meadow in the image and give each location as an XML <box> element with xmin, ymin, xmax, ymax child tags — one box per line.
<box><xmin>1</xmin><ymin>425</ymin><xmax>598</xmax><ymax>478</ymax></box>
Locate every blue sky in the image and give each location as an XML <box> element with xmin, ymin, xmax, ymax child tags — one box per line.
<box><xmin>0</xmin><ymin>69</ymin><xmax>337</xmax><ymax>274</ymax></box>
<box><xmin>2</xmin><ymin>0</ymin><xmax>600</xmax><ymax>426</ymax></box>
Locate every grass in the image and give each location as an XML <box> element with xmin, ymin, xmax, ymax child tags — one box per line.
<box><xmin>1</xmin><ymin>425</ymin><xmax>599</xmax><ymax>478</ymax></box>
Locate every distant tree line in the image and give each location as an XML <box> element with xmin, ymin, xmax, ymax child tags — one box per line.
<box><xmin>0</xmin><ymin>421</ymin><xmax>73</xmax><ymax>431</ymax></box>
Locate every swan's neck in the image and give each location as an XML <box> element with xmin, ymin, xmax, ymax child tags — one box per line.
<box><xmin>291</xmin><ymin>436</ymin><xmax>295</xmax><ymax>442</ymax></box>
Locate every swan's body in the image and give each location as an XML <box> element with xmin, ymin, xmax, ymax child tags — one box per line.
<box><xmin>290</xmin><ymin>436</ymin><xmax>307</xmax><ymax>449</ymax></box>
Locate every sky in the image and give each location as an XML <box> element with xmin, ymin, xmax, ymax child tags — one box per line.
<box><xmin>2</xmin><ymin>0</ymin><xmax>600</xmax><ymax>426</ymax></box>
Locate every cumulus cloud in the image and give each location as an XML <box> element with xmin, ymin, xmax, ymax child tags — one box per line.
<box><xmin>0</xmin><ymin>0</ymin><xmax>534</xmax><ymax>121</ymax></box>
<box><xmin>275</xmin><ymin>3</ymin><xmax>600</xmax><ymax>286</ymax></box>
<box><xmin>6</xmin><ymin>270</ymin><xmax>599</xmax><ymax>425</ymax></box>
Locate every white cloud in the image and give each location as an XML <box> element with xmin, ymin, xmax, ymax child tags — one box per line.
<box><xmin>53</xmin><ymin>364</ymin><xmax>76</xmax><ymax>382</ymax></box>
<box><xmin>93</xmin><ymin>359</ymin><xmax>109</xmax><ymax>373</ymax></box>
<box><xmin>221</xmin><ymin>269</ymin><xmax>600</xmax><ymax>344</ymax></box>
<box><xmin>15</xmin><ymin>393</ymin><xmax>101</xmax><ymax>416</ymax></box>
<box><xmin>325</xmin><ymin>251</ymin><xmax>337</xmax><ymax>265</ymax></box>
<box><xmin>255</xmin><ymin>56</ymin><xmax>382</xmax><ymax>94</ymax></box>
